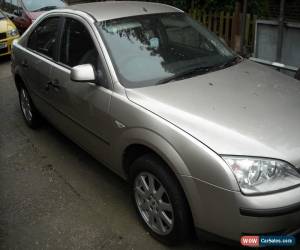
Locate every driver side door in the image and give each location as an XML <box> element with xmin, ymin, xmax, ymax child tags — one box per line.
<box><xmin>48</xmin><ymin>16</ymin><xmax>114</xmax><ymax>165</ymax></box>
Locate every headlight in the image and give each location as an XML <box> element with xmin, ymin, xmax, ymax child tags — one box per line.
<box><xmin>7</xmin><ymin>29</ymin><xmax>19</xmax><ymax>37</ymax></box>
<box><xmin>222</xmin><ymin>156</ymin><xmax>300</xmax><ymax>195</ymax></box>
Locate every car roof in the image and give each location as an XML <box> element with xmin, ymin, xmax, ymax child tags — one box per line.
<box><xmin>67</xmin><ymin>1</ymin><xmax>182</xmax><ymax>22</ymax></box>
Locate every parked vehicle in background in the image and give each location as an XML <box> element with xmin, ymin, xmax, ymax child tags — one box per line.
<box><xmin>11</xmin><ymin>1</ymin><xmax>300</xmax><ymax>246</ymax></box>
<box><xmin>0</xmin><ymin>0</ymin><xmax>66</xmax><ymax>33</ymax></box>
<box><xmin>0</xmin><ymin>9</ymin><xmax>19</xmax><ymax>56</ymax></box>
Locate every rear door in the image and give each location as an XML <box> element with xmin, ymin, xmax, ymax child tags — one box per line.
<box><xmin>48</xmin><ymin>16</ymin><xmax>114</xmax><ymax>165</ymax></box>
<box><xmin>22</xmin><ymin>16</ymin><xmax>62</xmax><ymax>117</ymax></box>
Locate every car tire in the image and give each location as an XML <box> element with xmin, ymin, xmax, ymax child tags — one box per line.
<box><xmin>19</xmin><ymin>86</ymin><xmax>42</xmax><ymax>129</ymax></box>
<box><xmin>130</xmin><ymin>153</ymin><xmax>192</xmax><ymax>245</ymax></box>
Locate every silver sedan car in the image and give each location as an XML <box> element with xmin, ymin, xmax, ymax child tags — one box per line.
<box><xmin>11</xmin><ymin>1</ymin><xmax>300</xmax><ymax>245</ymax></box>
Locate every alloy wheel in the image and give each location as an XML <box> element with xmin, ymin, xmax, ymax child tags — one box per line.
<box><xmin>134</xmin><ymin>172</ymin><xmax>174</xmax><ymax>235</ymax></box>
<box><xmin>20</xmin><ymin>88</ymin><xmax>33</xmax><ymax>122</ymax></box>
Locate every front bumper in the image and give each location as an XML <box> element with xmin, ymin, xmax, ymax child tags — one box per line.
<box><xmin>181</xmin><ymin>176</ymin><xmax>300</xmax><ymax>242</ymax></box>
<box><xmin>0</xmin><ymin>35</ymin><xmax>19</xmax><ymax>56</ymax></box>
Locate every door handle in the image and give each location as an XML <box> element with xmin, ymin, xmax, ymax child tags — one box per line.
<box><xmin>21</xmin><ymin>60</ymin><xmax>28</xmax><ymax>68</ymax></box>
<box><xmin>45</xmin><ymin>79</ymin><xmax>60</xmax><ymax>91</ymax></box>
<box><xmin>52</xmin><ymin>79</ymin><xmax>60</xmax><ymax>91</ymax></box>
<box><xmin>52</xmin><ymin>79</ymin><xmax>60</xmax><ymax>87</ymax></box>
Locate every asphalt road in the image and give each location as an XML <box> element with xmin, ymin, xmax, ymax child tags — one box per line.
<box><xmin>0</xmin><ymin>57</ymin><xmax>236</xmax><ymax>250</ymax></box>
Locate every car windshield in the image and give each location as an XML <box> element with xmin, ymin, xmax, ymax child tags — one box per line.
<box><xmin>23</xmin><ymin>0</ymin><xmax>66</xmax><ymax>12</ymax></box>
<box><xmin>97</xmin><ymin>12</ymin><xmax>238</xmax><ymax>88</ymax></box>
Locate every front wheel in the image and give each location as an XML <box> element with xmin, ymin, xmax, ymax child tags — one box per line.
<box><xmin>130</xmin><ymin>154</ymin><xmax>192</xmax><ymax>245</ymax></box>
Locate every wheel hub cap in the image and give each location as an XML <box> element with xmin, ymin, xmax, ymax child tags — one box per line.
<box><xmin>134</xmin><ymin>172</ymin><xmax>174</xmax><ymax>235</ymax></box>
<box><xmin>20</xmin><ymin>89</ymin><xmax>32</xmax><ymax>122</ymax></box>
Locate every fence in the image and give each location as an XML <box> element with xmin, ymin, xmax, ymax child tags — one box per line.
<box><xmin>189</xmin><ymin>8</ymin><xmax>257</xmax><ymax>53</ymax></box>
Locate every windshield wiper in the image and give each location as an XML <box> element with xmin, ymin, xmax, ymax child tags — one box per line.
<box><xmin>157</xmin><ymin>66</ymin><xmax>215</xmax><ymax>85</ymax></box>
<box><xmin>33</xmin><ymin>6</ymin><xmax>58</xmax><ymax>12</ymax></box>
<box><xmin>156</xmin><ymin>56</ymin><xmax>242</xmax><ymax>85</ymax></box>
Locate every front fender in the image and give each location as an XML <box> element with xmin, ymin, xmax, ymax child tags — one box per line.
<box><xmin>112</xmin><ymin>126</ymin><xmax>240</xmax><ymax>233</ymax></box>
<box><xmin>110</xmin><ymin>92</ymin><xmax>239</xmax><ymax>191</ymax></box>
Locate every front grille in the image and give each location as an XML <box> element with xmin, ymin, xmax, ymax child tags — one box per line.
<box><xmin>0</xmin><ymin>32</ymin><xmax>6</xmax><ymax>40</ymax></box>
<box><xmin>0</xmin><ymin>47</ymin><xmax>8</xmax><ymax>55</ymax></box>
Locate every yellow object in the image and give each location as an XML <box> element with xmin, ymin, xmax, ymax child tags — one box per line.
<box><xmin>0</xmin><ymin>11</ymin><xmax>20</xmax><ymax>57</ymax></box>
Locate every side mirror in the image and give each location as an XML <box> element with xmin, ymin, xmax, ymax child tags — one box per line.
<box><xmin>70</xmin><ymin>64</ymin><xmax>96</xmax><ymax>82</ymax></box>
<box><xmin>13</xmin><ymin>9</ymin><xmax>21</xmax><ymax>16</ymax></box>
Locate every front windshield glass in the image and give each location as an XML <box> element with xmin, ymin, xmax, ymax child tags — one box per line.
<box><xmin>97</xmin><ymin>12</ymin><xmax>237</xmax><ymax>88</ymax></box>
<box><xmin>23</xmin><ymin>0</ymin><xmax>66</xmax><ymax>12</ymax></box>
